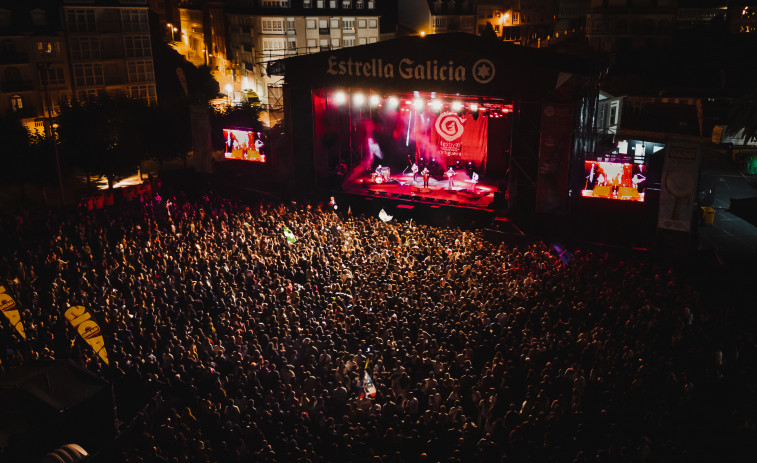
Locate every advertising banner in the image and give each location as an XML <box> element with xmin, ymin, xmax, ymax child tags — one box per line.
<box><xmin>64</xmin><ymin>306</ymin><xmax>109</xmax><ymax>365</ymax></box>
<box><xmin>0</xmin><ymin>285</ymin><xmax>26</xmax><ymax>339</ymax></box>
<box><xmin>658</xmin><ymin>140</ymin><xmax>701</xmax><ymax>232</ymax></box>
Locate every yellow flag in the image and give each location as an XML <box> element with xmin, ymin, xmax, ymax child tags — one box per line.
<box><xmin>0</xmin><ymin>285</ymin><xmax>26</xmax><ymax>340</ymax></box>
<box><xmin>64</xmin><ymin>306</ymin><xmax>109</xmax><ymax>365</ymax></box>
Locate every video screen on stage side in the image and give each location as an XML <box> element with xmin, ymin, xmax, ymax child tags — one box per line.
<box><xmin>582</xmin><ymin>161</ymin><xmax>646</xmax><ymax>202</ymax></box>
<box><xmin>223</xmin><ymin>128</ymin><xmax>267</xmax><ymax>162</ymax></box>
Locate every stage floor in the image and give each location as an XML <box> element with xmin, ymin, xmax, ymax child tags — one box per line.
<box><xmin>343</xmin><ymin>172</ymin><xmax>498</xmax><ymax>209</ymax></box>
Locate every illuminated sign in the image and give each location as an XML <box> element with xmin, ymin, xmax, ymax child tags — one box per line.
<box><xmin>326</xmin><ymin>56</ymin><xmax>496</xmax><ymax>84</ymax></box>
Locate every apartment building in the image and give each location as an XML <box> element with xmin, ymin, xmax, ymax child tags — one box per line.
<box><xmin>586</xmin><ymin>0</ymin><xmax>677</xmax><ymax>53</ymax></box>
<box><xmin>173</xmin><ymin>1</ymin><xmax>233</xmax><ymax>97</ymax></box>
<box><xmin>0</xmin><ymin>2</ymin><xmax>74</xmax><ymax>134</ymax></box>
<box><xmin>482</xmin><ymin>1</ymin><xmax>564</xmax><ymax>44</ymax></box>
<box><xmin>398</xmin><ymin>0</ymin><xmax>475</xmax><ymax>36</ymax></box>
<box><xmin>226</xmin><ymin>0</ymin><xmax>380</xmax><ymax>106</ymax></box>
<box><xmin>62</xmin><ymin>0</ymin><xmax>157</xmax><ymax>104</ymax></box>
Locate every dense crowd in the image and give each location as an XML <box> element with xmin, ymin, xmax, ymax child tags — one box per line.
<box><xmin>0</xmin><ymin>192</ymin><xmax>754</xmax><ymax>462</ymax></box>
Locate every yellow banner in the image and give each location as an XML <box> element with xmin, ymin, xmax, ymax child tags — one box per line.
<box><xmin>64</xmin><ymin>306</ymin><xmax>109</xmax><ymax>365</ymax></box>
<box><xmin>0</xmin><ymin>285</ymin><xmax>26</xmax><ymax>340</ymax></box>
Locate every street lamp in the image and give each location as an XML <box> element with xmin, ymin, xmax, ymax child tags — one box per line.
<box><xmin>225</xmin><ymin>84</ymin><xmax>233</xmax><ymax>106</ymax></box>
<box><xmin>166</xmin><ymin>23</ymin><xmax>177</xmax><ymax>41</ymax></box>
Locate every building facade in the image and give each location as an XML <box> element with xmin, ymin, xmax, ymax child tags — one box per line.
<box><xmin>398</xmin><ymin>0</ymin><xmax>475</xmax><ymax>36</ymax></box>
<box><xmin>0</xmin><ymin>2</ymin><xmax>70</xmax><ymax>132</ymax></box>
<box><xmin>586</xmin><ymin>0</ymin><xmax>677</xmax><ymax>53</ymax></box>
<box><xmin>226</xmin><ymin>0</ymin><xmax>380</xmax><ymax>106</ymax></box>
<box><xmin>61</xmin><ymin>0</ymin><xmax>157</xmax><ymax>104</ymax></box>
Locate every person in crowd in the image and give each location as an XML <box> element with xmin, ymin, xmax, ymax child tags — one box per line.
<box><xmin>0</xmin><ymin>189</ymin><xmax>749</xmax><ymax>463</ymax></box>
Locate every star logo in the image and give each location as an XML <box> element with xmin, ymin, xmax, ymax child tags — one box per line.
<box><xmin>472</xmin><ymin>59</ymin><xmax>495</xmax><ymax>84</ymax></box>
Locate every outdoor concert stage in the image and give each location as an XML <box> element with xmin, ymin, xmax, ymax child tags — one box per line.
<box><xmin>269</xmin><ymin>33</ymin><xmax>594</xmax><ymax>217</ymax></box>
<box><xmin>345</xmin><ymin>170</ymin><xmax>498</xmax><ymax>209</ymax></box>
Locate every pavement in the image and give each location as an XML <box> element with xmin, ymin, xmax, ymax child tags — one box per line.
<box><xmin>697</xmin><ymin>146</ymin><xmax>757</xmax><ymax>263</ymax></box>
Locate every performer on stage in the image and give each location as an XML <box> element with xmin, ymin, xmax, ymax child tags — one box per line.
<box><xmin>632</xmin><ymin>172</ymin><xmax>646</xmax><ymax>191</ymax></box>
<box><xmin>411</xmin><ymin>163</ymin><xmax>419</xmax><ymax>182</ymax></box>
<box><xmin>446</xmin><ymin>167</ymin><xmax>455</xmax><ymax>190</ymax></box>
<box><xmin>470</xmin><ymin>172</ymin><xmax>479</xmax><ymax>192</ymax></box>
<box><xmin>422</xmin><ymin>167</ymin><xmax>430</xmax><ymax>187</ymax></box>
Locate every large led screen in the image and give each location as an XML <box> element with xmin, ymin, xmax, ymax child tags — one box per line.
<box><xmin>582</xmin><ymin>161</ymin><xmax>646</xmax><ymax>202</ymax></box>
<box><xmin>224</xmin><ymin>128</ymin><xmax>267</xmax><ymax>162</ymax></box>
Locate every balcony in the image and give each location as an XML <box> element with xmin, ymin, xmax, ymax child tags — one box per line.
<box><xmin>101</xmin><ymin>48</ymin><xmax>126</xmax><ymax>59</ymax></box>
<box><xmin>9</xmin><ymin>105</ymin><xmax>38</xmax><ymax>119</ymax></box>
<box><xmin>105</xmin><ymin>74</ymin><xmax>127</xmax><ymax>85</ymax></box>
<box><xmin>98</xmin><ymin>22</ymin><xmax>123</xmax><ymax>34</ymax></box>
<box><xmin>1</xmin><ymin>79</ymin><xmax>33</xmax><ymax>92</ymax></box>
<box><xmin>0</xmin><ymin>51</ymin><xmax>30</xmax><ymax>65</ymax></box>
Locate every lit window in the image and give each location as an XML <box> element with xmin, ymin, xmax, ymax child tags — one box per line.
<box><xmin>9</xmin><ymin>94</ymin><xmax>23</xmax><ymax>112</ymax></box>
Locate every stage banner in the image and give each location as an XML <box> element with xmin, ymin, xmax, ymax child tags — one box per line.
<box><xmin>460</xmin><ymin>112</ymin><xmax>488</xmax><ymax>168</ymax></box>
<box><xmin>431</xmin><ymin>112</ymin><xmax>488</xmax><ymax>167</ymax></box>
<box><xmin>536</xmin><ymin>104</ymin><xmax>573</xmax><ymax>214</ymax></box>
<box><xmin>0</xmin><ymin>285</ymin><xmax>26</xmax><ymax>339</ymax></box>
<box><xmin>658</xmin><ymin>139</ymin><xmax>701</xmax><ymax>232</ymax></box>
<box><xmin>64</xmin><ymin>306</ymin><xmax>109</xmax><ymax>365</ymax></box>
<box><xmin>434</xmin><ymin>112</ymin><xmax>464</xmax><ymax>158</ymax></box>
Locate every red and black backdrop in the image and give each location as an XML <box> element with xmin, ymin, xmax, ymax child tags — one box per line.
<box><xmin>269</xmin><ymin>33</ymin><xmax>595</xmax><ymax>215</ymax></box>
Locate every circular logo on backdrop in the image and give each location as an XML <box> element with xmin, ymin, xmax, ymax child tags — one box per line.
<box><xmin>472</xmin><ymin>59</ymin><xmax>495</xmax><ymax>84</ymax></box>
<box><xmin>435</xmin><ymin>112</ymin><xmax>465</xmax><ymax>141</ymax></box>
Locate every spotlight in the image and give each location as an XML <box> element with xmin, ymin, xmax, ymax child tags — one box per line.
<box><xmin>334</xmin><ymin>91</ymin><xmax>346</xmax><ymax>105</ymax></box>
<box><xmin>451</xmin><ymin>101</ymin><xmax>462</xmax><ymax>112</ymax></box>
<box><xmin>387</xmin><ymin>96</ymin><xmax>399</xmax><ymax>109</ymax></box>
<box><xmin>413</xmin><ymin>98</ymin><xmax>425</xmax><ymax>111</ymax></box>
<box><xmin>369</xmin><ymin>94</ymin><xmax>380</xmax><ymax>107</ymax></box>
<box><xmin>470</xmin><ymin>103</ymin><xmax>479</xmax><ymax>112</ymax></box>
<box><xmin>353</xmin><ymin>93</ymin><xmax>365</xmax><ymax>105</ymax></box>
<box><xmin>431</xmin><ymin>99</ymin><xmax>443</xmax><ymax>112</ymax></box>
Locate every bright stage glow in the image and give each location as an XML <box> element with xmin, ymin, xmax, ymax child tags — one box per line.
<box><xmin>225</xmin><ymin>84</ymin><xmax>233</xmax><ymax>94</ymax></box>
<box><xmin>334</xmin><ymin>91</ymin><xmax>346</xmax><ymax>105</ymax></box>
<box><xmin>369</xmin><ymin>94</ymin><xmax>380</xmax><ymax>107</ymax></box>
<box><xmin>353</xmin><ymin>93</ymin><xmax>365</xmax><ymax>105</ymax></box>
<box><xmin>470</xmin><ymin>103</ymin><xmax>479</xmax><ymax>112</ymax></box>
<box><xmin>413</xmin><ymin>98</ymin><xmax>425</xmax><ymax>111</ymax></box>
<box><xmin>431</xmin><ymin>100</ymin><xmax>443</xmax><ymax>112</ymax></box>
<box><xmin>387</xmin><ymin>96</ymin><xmax>399</xmax><ymax>109</ymax></box>
<box><xmin>451</xmin><ymin>101</ymin><xmax>463</xmax><ymax>112</ymax></box>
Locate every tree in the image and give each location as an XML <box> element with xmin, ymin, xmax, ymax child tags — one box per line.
<box><xmin>57</xmin><ymin>95</ymin><xmax>149</xmax><ymax>190</ymax></box>
<box><xmin>153</xmin><ymin>42</ymin><xmax>220</xmax><ymax>105</ymax></box>
<box><xmin>481</xmin><ymin>22</ymin><xmax>499</xmax><ymax>41</ymax></box>
<box><xmin>726</xmin><ymin>89</ymin><xmax>757</xmax><ymax>145</ymax></box>
<box><xmin>0</xmin><ymin>115</ymin><xmax>34</xmax><ymax>199</ymax></box>
<box><xmin>210</xmin><ymin>103</ymin><xmax>265</xmax><ymax>151</ymax></box>
<box><xmin>142</xmin><ymin>102</ymin><xmax>192</xmax><ymax>168</ymax></box>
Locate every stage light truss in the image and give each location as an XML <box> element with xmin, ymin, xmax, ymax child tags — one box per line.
<box><xmin>327</xmin><ymin>89</ymin><xmax>512</xmax><ymax>116</ymax></box>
